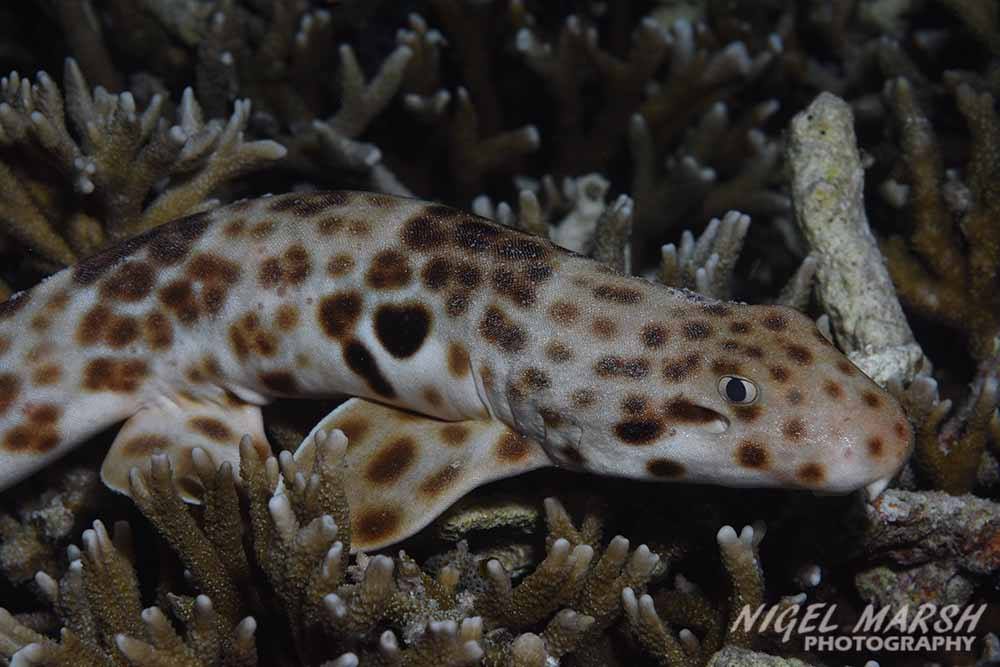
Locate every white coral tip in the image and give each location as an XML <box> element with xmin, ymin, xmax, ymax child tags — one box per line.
<box><xmin>679</xmin><ymin>628</ymin><xmax>700</xmax><ymax>654</ymax></box>
<box><xmin>639</xmin><ymin>592</ymin><xmax>659</xmax><ymax>618</ymax></box>
<box><xmin>523</xmin><ymin>125</ymin><xmax>541</xmax><ymax>146</ymax></box>
<box><xmin>11</xmin><ymin>642</ymin><xmax>47</xmax><ymax>666</ymax></box>
<box><xmin>119</xmin><ymin>92</ymin><xmax>135</xmax><ymax>116</ymax></box>
<box><xmin>379</xmin><ymin>629</ymin><xmax>399</xmax><ymax>654</ymax></box>
<box><xmin>551</xmin><ymin>537</ymin><xmax>571</xmax><ymax>558</ymax></box>
<box><xmin>462</xmin><ymin>640</ymin><xmax>484</xmax><ymax>661</ymax></box>
<box><xmin>236</xmin><ymin>616</ymin><xmax>257</xmax><ymax>639</ymax></box>
<box><xmin>461</xmin><ymin>616</ymin><xmax>483</xmax><ymax>638</ymax></box>
<box><xmin>608</xmin><ymin>535</ymin><xmax>630</xmax><ymax>556</ymax></box>
<box><xmin>34</xmin><ymin>571</ymin><xmax>58</xmax><ymax>601</ymax></box>
<box><xmin>324</xmin><ymin>593</ymin><xmax>347</xmax><ymax>619</ymax></box>
<box><xmin>717</xmin><ymin>525</ymin><xmax>738</xmax><ymax>545</ymax></box>
<box><xmin>194</xmin><ymin>594</ymin><xmax>213</xmax><ymax>614</ymax></box>
<box><xmin>622</xmin><ymin>587</ymin><xmax>638</xmax><ymax>619</ymax></box>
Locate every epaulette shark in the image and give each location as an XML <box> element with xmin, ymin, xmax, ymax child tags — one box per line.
<box><xmin>0</xmin><ymin>191</ymin><xmax>913</xmax><ymax>550</ymax></box>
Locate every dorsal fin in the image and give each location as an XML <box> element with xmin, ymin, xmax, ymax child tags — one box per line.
<box><xmin>294</xmin><ymin>398</ymin><xmax>550</xmax><ymax>551</ymax></box>
<box><xmin>101</xmin><ymin>394</ymin><xmax>269</xmax><ymax>502</ymax></box>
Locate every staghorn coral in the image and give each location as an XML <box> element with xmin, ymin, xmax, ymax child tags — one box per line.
<box><xmin>4</xmin><ymin>2</ymin><xmax>1000</xmax><ymax>665</ymax></box>
<box><xmin>658</xmin><ymin>210</ymin><xmax>752</xmax><ymax>299</ymax></box>
<box><xmin>472</xmin><ymin>171</ymin><xmax>637</xmax><ymax>276</ymax></box>
<box><xmin>474</xmin><ymin>173</ymin><xmax>804</xmax><ymax>306</ymax></box>
<box><xmin>621</xmin><ymin>523</ymin><xmax>766</xmax><ymax>667</ymax></box>
<box><xmin>0</xmin><ymin>519</ymin><xmax>259</xmax><ymax>666</ymax></box>
<box><xmin>0</xmin><ymin>58</ymin><xmax>284</xmax><ymax>272</ymax></box>
<box><xmin>656</xmin><ymin>208</ymin><xmax>817</xmax><ymax>311</ymax></box>
<box><xmin>898</xmin><ymin>373</ymin><xmax>1000</xmax><ymax>495</ymax></box>
<box><xmin>1</xmin><ymin>430</ymin><xmax>785</xmax><ymax>666</ymax></box>
<box><xmin>513</xmin><ymin>3</ymin><xmax>780</xmax><ymax>182</ymax></box>
<box><xmin>402</xmin><ymin>2</ymin><xmax>542</xmax><ymax>197</ymax></box>
<box><xmin>436</xmin><ymin>87</ymin><xmax>541</xmax><ymax>200</ymax></box>
<box><xmin>190</xmin><ymin>1</ymin><xmax>332</xmax><ymax>122</ymax></box>
<box><xmin>169</xmin><ymin>2</ymin><xmax>490</xmax><ymax>198</ymax></box>
<box><xmin>513</xmin><ymin>6</ymin><xmax>672</xmax><ymax>176</ymax></box>
<box><xmin>473</xmin><ymin>168</ymin><xmax>815</xmax><ymax>309</ymax></box>
<box><xmin>628</xmin><ymin>102</ymin><xmax>789</xmax><ymax>265</ymax></box>
<box><xmin>129</xmin><ymin>452</ymin><xmax>246</xmax><ymax>635</ymax></box>
<box><xmin>307</xmin><ymin>44</ymin><xmax>414</xmax><ymax>195</ymax></box>
<box><xmin>1</xmin><ymin>1</ymin><xmax>801</xmax><ymax>278</ymax></box>
<box><xmin>0</xmin><ymin>466</ymin><xmax>106</xmax><ymax>587</ymax></box>
<box><xmin>400</xmin><ymin>2</ymin><xmax>790</xmax><ymax>233</ymax></box>
<box><xmin>881</xmin><ymin>78</ymin><xmax>1000</xmax><ymax>364</ymax></box>
<box><xmin>877</xmin><ymin>79</ymin><xmax>1000</xmax><ymax>494</ymax></box>
<box><xmin>472</xmin><ymin>173</ymin><xmax>612</xmax><ymax>251</ymax></box>
<box><xmin>365</xmin><ymin>7</ymin><xmax>543</xmax><ymax>197</ymax></box>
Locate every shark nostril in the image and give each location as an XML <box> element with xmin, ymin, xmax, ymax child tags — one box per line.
<box><xmin>663</xmin><ymin>397</ymin><xmax>730</xmax><ymax>434</ymax></box>
<box><xmin>664</xmin><ymin>398</ymin><xmax>726</xmax><ymax>425</ymax></box>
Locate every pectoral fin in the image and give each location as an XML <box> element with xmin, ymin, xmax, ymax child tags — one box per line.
<box><xmin>295</xmin><ymin>398</ymin><xmax>550</xmax><ymax>551</ymax></box>
<box><xmin>102</xmin><ymin>394</ymin><xmax>269</xmax><ymax>502</ymax></box>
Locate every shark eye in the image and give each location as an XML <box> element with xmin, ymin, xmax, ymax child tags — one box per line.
<box><xmin>718</xmin><ymin>376</ymin><xmax>758</xmax><ymax>404</ymax></box>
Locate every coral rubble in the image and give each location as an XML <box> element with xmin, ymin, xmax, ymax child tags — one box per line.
<box><xmin>787</xmin><ymin>92</ymin><xmax>921</xmax><ymax>387</ymax></box>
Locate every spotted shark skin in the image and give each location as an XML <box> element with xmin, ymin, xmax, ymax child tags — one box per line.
<box><xmin>0</xmin><ymin>191</ymin><xmax>913</xmax><ymax>550</ymax></box>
